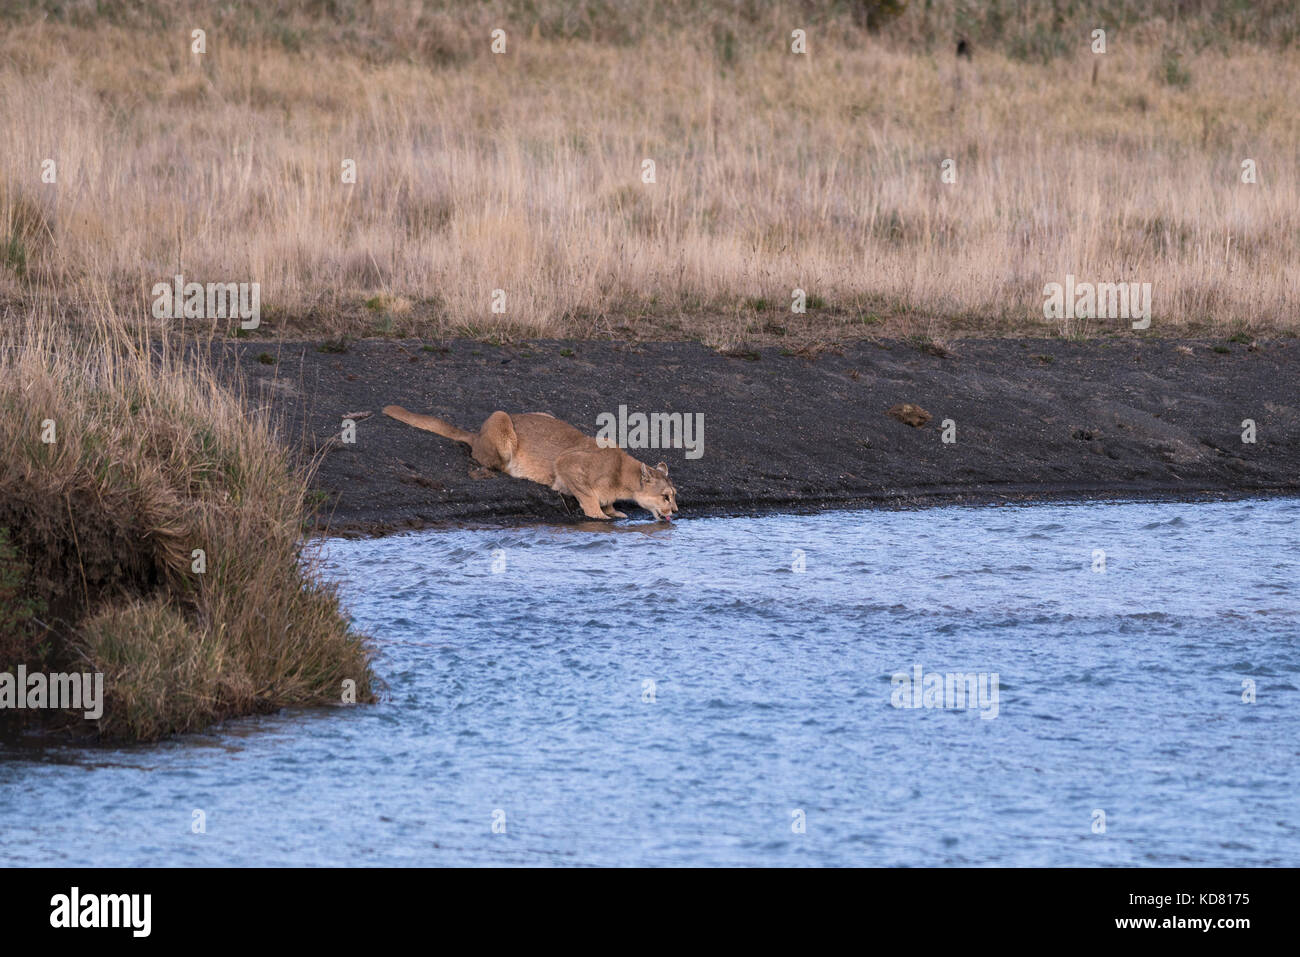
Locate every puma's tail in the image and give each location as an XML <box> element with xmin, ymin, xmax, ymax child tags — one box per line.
<box><xmin>382</xmin><ymin>405</ymin><xmax>475</xmax><ymax>445</ymax></box>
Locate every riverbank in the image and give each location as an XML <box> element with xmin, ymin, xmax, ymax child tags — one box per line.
<box><xmin>214</xmin><ymin>336</ymin><xmax>1300</xmax><ymax>535</ymax></box>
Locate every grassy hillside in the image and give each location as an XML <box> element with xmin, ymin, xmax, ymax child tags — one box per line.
<box><xmin>1</xmin><ymin>0</ymin><xmax>1296</xmax><ymax>344</ymax></box>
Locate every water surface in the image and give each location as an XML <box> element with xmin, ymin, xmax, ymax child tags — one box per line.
<box><xmin>2</xmin><ymin>499</ymin><xmax>1297</xmax><ymax>866</ymax></box>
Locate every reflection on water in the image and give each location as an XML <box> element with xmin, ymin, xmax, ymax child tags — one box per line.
<box><xmin>2</xmin><ymin>498</ymin><xmax>1298</xmax><ymax>866</ymax></box>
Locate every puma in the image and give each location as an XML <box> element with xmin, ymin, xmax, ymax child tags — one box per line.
<box><xmin>382</xmin><ymin>405</ymin><xmax>679</xmax><ymax>521</ymax></box>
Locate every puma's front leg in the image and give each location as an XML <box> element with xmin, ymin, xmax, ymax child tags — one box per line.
<box><xmin>555</xmin><ymin>450</ymin><xmax>613</xmax><ymax>520</ymax></box>
<box><xmin>577</xmin><ymin>493</ymin><xmax>610</xmax><ymax>519</ymax></box>
<box><xmin>602</xmin><ymin>505</ymin><xmax>628</xmax><ymax>519</ymax></box>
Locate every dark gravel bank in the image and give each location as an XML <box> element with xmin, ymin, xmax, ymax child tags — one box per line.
<box><xmin>212</xmin><ymin>337</ymin><xmax>1300</xmax><ymax>535</ymax></box>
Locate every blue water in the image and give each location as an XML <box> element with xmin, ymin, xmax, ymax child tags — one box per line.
<box><xmin>2</xmin><ymin>498</ymin><xmax>1298</xmax><ymax>866</ymax></box>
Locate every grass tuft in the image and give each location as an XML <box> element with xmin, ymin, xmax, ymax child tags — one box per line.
<box><xmin>0</xmin><ymin>296</ymin><xmax>376</xmax><ymax>740</ymax></box>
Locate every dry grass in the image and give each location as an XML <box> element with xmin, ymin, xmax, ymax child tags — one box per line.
<box><xmin>0</xmin><ymin>294</ymin><xmax>376</xmax><ymax>740</ymax></box>
<box><xmin>0</xmin><ymin>1</ymin><xmax>1297</xmax><ymax>343</ymax></box>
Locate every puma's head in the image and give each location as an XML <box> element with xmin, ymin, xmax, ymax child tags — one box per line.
<box><xmin>636</xmin><ymin>461</ymin><xmax>678</xmax><ymax>522</ymax></box>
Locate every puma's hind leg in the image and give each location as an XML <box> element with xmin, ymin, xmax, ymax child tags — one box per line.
<box><xmin>469</xmin><ymin>411</ymin><xmax>517</xmax><ymax>472</ymax></box>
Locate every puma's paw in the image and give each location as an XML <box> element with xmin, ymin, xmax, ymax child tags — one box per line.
<box><xmin>468</xmin><ymin>467</ymin><xmax>496</xmax><ymax>479</ymax></box>
<box><xmin>610</xmin><ymin>510</ymin><xmax>628</xmax><ymax>518</ymax></box>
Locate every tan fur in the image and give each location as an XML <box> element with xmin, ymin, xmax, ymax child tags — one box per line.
<box><xmin>382</xmin><ymin>405</ymin><xmax>678</xmax><ymax>521</ymax></box>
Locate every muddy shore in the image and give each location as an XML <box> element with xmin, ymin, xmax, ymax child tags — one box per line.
<box><xmin>212</xmin><ymin>337</ymin><xmax>1300</xmax><ymax>535</ymax></box>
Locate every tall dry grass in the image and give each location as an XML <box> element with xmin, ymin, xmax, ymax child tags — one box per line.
<box><xmin>0</xmin><ymin>1</ymin><xmax>1297</xmax><ymax>342</ymax></box>
<box><xmin>0</xmin><ymin>293</ymin><xmax>376</xmax><ymax>740</ymax></box>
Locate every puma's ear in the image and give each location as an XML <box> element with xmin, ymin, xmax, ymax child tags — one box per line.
<box><xmin>656</xmin><ymin>462</ymin><xmax>668</xmax><ymax>475</ymax></box>
<box><xmin>639</xmin><ymin>462</ymin><xmax>649</xmax><ymax>485</ymax></box>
